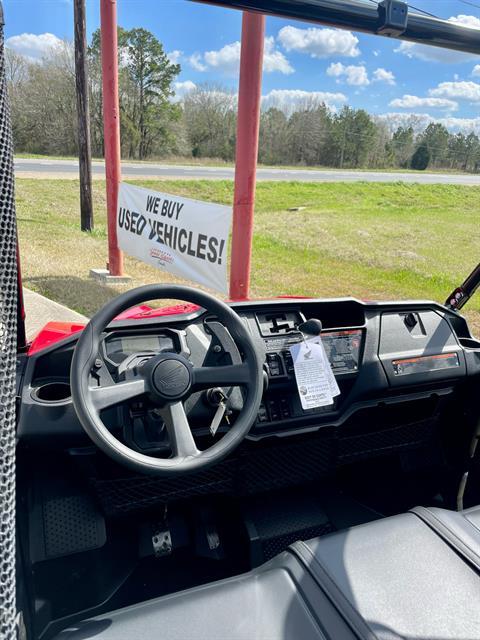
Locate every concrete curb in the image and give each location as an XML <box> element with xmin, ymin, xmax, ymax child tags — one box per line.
<box><xmin>24</xmin><ymin>288</ymin><xmax>88</xmax><ymax>340</ymax></box>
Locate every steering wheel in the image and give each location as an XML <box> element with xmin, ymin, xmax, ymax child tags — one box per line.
<box><xmin>71</xmin><ymin>284</ymin><xmax>263</xmax><ymax>475</ymax></box>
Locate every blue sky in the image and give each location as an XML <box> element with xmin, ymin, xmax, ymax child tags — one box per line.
<box><xmin>5</xmin><ymin>0</ymin><xmax>480</xmax><ymax>131</ymax></box>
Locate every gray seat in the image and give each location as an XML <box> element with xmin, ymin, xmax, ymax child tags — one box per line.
<box><xmin>56</xmin><ymin>506</ymin><xmax>480</xmax><ymax>640</ymax></box>
<box><xmin>297</xmin><ymin>506</ymin><xmax>480</xmax><ymax>640</ymax></box>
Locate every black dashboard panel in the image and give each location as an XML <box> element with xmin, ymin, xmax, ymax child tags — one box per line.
<box><xmin>16</xmin><ymin>297</ymin><xmax>480</xmax><ymax>445</ymax></box>
<box><xmin>378</xmin><ymin>310</ymin><xmax>466</xmax><ymax>387</ymax></box>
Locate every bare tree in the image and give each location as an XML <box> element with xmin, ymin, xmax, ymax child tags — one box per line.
<box><xmin>5</xmin><ymin>48</ymin><xmax>28</xmax><ymax>87</ymax></box>
<box><xmin>183</xmin><ymin>84</ymin><xmax>237</xmax><ymax>160</ymax></box>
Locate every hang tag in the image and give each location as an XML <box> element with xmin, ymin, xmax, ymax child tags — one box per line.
<box><xmin>290</xmin><ymin>340</ymin><xmax>339</xmax><ymax>410</ymax></box>
<box><xmin>210</xmin><ymin>401</ymin><xmax>226</xmax><ymax>436</ymax></box>
<box><xmin>306</xmin><ymin>337</ymin><xmax>340</xmax><ymax>398</ymax></box>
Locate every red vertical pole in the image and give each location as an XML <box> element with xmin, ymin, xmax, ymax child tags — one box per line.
<box><xmin>229</xmin><ymin>12</ymin><xmax>265</xmax><ymax>301</ymax></box>
<box><xmin>100</xmin><ymin>0</ymin><xmax>123</xmax><ymax>276</ymax></box>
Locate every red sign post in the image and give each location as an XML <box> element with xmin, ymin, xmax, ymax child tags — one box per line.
<box><xmin>229</xmin><ymin>12</ymin><xmax>265</xmax><ymax>301</ymax></box>
<box><xmin>100</xmin><ymin>0</ymin><xmax>124</xmax><ymax>277</ymax></box>
<box><xmin>99</xmin><ymin>4</ymin><xmax>265</xmax><ymax>290</ymax></box>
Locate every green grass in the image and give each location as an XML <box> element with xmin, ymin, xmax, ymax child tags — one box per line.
<box><xmin>16</xmin><ymin>178</ymin><xmax>480</xmax><ymax>335</ymax></box>
<box><xmin>14</xmin><ymin>153</ymin><xmax>232</xmax><ymax>166</ymax></box>
<box><xmin>15</xmin><ymin>153</ymin><xmax>81</xmax><ymax>161</ymax></box>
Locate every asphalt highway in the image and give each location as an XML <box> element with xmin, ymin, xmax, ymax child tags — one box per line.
<box><xmin>14</xmin><ymin>157</ymin><xmax>480</xmax><ymax>185</ymax></box>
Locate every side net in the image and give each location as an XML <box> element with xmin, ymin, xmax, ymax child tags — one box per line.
<box><xmin>0</xmin><ymin>3</ymin><xmax>18</xmax><ymax>639</ymax></box>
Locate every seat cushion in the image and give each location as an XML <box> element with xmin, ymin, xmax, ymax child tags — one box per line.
<box><xmin>464</xmin><ymin>504</ymin><xmax>480</xmax><ymax>529</ymax></box>
<box><xmin>55</xmin><ymin>552</ymin><xmax>352</xmax><ymax>640</ymax></box>
<box><xmin>295</xmin><ymin>511</ymin><xmax>480</xmax><ymax>640</ymax></box>
<box><xmin>412</xmin><ymin>504</ymin><xmax>480</xmax><ymax>571</ymax></box>
<box><xmin>55</xmin><ymin>507</ymin><xmax>480</xmax><ymax>640</ymax></box>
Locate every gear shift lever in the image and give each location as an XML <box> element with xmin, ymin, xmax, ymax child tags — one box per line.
<box><xmin>297</xmin><ymin>318</ymin><xmax>323</xmax><ymax>337</ymax></box>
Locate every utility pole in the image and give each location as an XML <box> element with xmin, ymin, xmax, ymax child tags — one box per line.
<box><xmin>74</xmin><ymin>0</ymin><xmax>94</xmax><ymax>231</ymax></box>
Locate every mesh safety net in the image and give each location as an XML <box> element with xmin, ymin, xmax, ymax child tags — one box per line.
<box><xmin>0</xmin><ymin>2</ymin><xmax>18</xmax><ymax>638</ymax></box>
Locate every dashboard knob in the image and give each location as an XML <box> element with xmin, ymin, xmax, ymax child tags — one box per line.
<box><xmin>297</xmin><ymin>318</ymin><xmax>323</xmax><ymax>336</ymax></box>
<box><xmin>404</xmin><ymin>312</ymin><xmax>418</xmax><ymax>329</ymax></box>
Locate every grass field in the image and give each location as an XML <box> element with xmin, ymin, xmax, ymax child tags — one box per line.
<box><xmin>16</xmin><ymin>178</ymin><xmax>480</xmax><ymax>335</ymax></box>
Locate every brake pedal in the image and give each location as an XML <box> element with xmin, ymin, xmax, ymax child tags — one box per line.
<box><xmin>194</xmin><ymin>506</ymin><xmax>225</xmax><ymax>560</ymax></box>
<box><xmin>152</xmin><ymin>528</ymin><xmax>172</xmax><ymax>558</ymax></box>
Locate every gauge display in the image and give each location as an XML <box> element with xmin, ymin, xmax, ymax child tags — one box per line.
<box><xmin>105</xmin><ymin>334</ymin><xmax>174</xmax><ymax>356</ymax></box>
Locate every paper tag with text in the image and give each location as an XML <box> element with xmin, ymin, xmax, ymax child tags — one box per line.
<box><xmin>306</xmin><ymin>337</ymin><xmax>341</xmax><ymax>398</ymax></box>
<box><xmin>290</xmin><ymin>341</ymin><xmax>338</xmax><ymax>410</ymax></box>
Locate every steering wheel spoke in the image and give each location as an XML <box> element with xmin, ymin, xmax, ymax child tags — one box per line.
<box><xmin>157</xmin><ymin>401</ymin><xmax>199</xmax><ymax>458</ymax></box>
<box><xmin>192</xmin><ymin>363</ymin><xmax>250</xmax><ymax>391</ymax></box>
<box><xmin>71</xmin><ymin>284</ymin><xmax>262</xmax><ymax>475</ymax></box>
<box><xmin>90</xmin><ymin>377</ymin><xmax>147</xmax><ymax>411</ymax></box>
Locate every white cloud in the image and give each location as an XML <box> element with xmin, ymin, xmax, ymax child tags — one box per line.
<box><xmin>326</xmin><ymin>63</ymin><xmax>395</xmax><ymax>90</ymax></box>
<box><xmin>189</xmin><ymin>37</ymin><xmax>293</xmax><ymax>76</ymax></box>
<box><xmin>167</xmin><ymin>50</ymin><xmax>183</xmax><ymax>65</ymax></box>
<box><xmin>189</xmin><ymin>53</ymin><xmax>207</xmax><ymax>72</ymax></box>
<box><xmin>472</xmin><ymin>65</ymin><xmax>480</xmax><ymax>77</ymax></box>
<box><xmin>278</xmin><ymin>25</ymin><xmax>360</xmax><ymax>59</ymax></box>
<box><xmin>395</xmin><ymin>41</ymin><xmax>472</xmax><ymax>64</ymax></box>
<box><xmin>429</xmin><ymin>80</ymin><xmax>480</xmax><ymax>102</ymax></box>
<box><xmin>203</xmin><ymin>41</ymin><xmax>240</xmax><ymax>74</ymax></box>
<box><xmin>263</xmin><ymin>36</ymin><xmax>294</xmax><ymax>74</ymax></box>
<box><xmin>438</xmin><ymin>116</ymin><xmax>480</xmax><ymax>132</ymax></box>
<box><xmin>6</xmin><ymin>32</ymin><xmax>63</xmax><ymax>61</ymax></box>
<box><xmin>389</xmin><ymin>94</ymin><xmax>458</xmax><ymax>111</ymax></box>
<box><xmin>173</xmin><ymin>80</ymin><xmax>196</xmax><ymax>100</ymax></box>
<box><xmin>395</xmin><ymin>15</ymin><xmax>480</xmax><ymax>63</ymax></box>
<box><xmin>327</xmin><ymin>62</ymin><xmax>369</xmax><ymax>86</ymax></box>
<box><xmin>372</xmin><ymin>68</ymin><xmax>395</xmax><ymax>85</ymax></box>
<box><xmin>262</xmin><ymin>88</ymin><xmax>347</xmax><ymax>114</ymax></box>
<box><xmin>450</xmin><ymin>14</ymin><xmax>480</xmax><ymax>29</ymax></box>
<box><xmin>378</xmin><ymin>111</ymin><xmax>480</xmax><ymax>135</ymax></box>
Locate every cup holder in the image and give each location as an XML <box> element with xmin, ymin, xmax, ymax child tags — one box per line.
<box><xmin>33</xmin><ymin>381</ymin><xmax>71</xmax><ymax>404</ymax></box>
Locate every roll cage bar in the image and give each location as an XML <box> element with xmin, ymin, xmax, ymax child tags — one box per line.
<box><xmin>192</xmin><ymin>0</ymin><xmax>480</xmax><ymax>310</ymax></box>
<box><xmin>193</xmin><ymin>0</ymin><xmax>480</xmax><ymax>55</ymax></box>
<box><xmin>1</xmin><ymin>1</ymin><xmax>480</xmax><ymax>639</ymax></box>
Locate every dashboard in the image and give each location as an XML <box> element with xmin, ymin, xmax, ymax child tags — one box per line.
<box><xmin>16</xmin><ymin>297</ymin><xmax>480</xmax><ymax>452</ymax></box>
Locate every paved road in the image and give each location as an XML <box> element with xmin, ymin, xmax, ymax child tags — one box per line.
<box><xmin>14</xmin><ymin>157</ymin><xmax>480</xmax><ymax>185</ymax></box>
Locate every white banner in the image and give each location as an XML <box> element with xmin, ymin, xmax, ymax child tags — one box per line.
<box><xmin>117</xmin><ymin>183</ymin><xmax>232</xmax><ymax>294</ymax></box>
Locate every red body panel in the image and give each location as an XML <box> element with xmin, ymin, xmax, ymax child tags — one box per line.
<box><xmin>27</xmin><ymin>303</ymin><xmax>200</xmax><ymax>355</ymax></box>
<box><xmin>28</xmin><ymin>322</ymin><xmax>87</xmax><ymax>356</ymax></box>
<box><xmin>27</xmin><ymin>296</ymin><xmax>308</xmax><ymax>356</ymax></box>
<box><xmin>114</xmin><ymin>303</ymin><xmax>201</xmax><ymax>320</ymax></box>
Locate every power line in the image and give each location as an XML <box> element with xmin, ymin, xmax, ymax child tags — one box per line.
<box><xmin>459</xmin><ymin>0</ymin><xmax>480</xmax><ymax>10</ymax></box>
<box><xmin>408</xmin><ymin>4</ymin><xmax>439</xmax><ymax>19</ymax></box>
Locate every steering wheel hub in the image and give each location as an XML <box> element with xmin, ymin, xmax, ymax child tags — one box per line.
<box><xmin>70</xmin><ymin>284</ymin><xmax>263</xmax><ymax>475</ymax></box>
<box><xmin>151</xmin><ymin>355</ymin><xmax>192</xmax><ymax>400</ymax></box>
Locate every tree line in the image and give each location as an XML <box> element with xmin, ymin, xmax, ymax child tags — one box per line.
<box><xmin>6</xmin><ymin>26</ymin><xmax>480</xmax><ymax>172</ymax></box>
